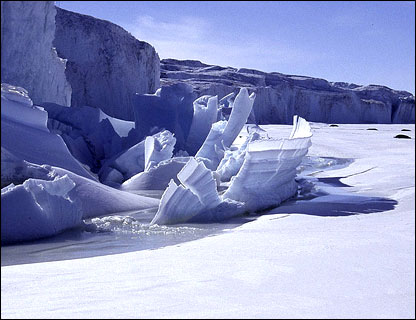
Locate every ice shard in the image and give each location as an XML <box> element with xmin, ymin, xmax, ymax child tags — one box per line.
<box><xmin>195</xmin><ymin>88</ymin><xmax>256</xmax><ymax>170</ymax></box>
<box><xmin>185</xmin><ymin>95</ymin><xmax>219</xmax><ymax>155</ymax></box>
<box><xmin>222</xmin><ymin>88</ymin><xmax>256</xmax><ymax>147</ymax></box>
<box><xmin>216</xmin><ymin>132</ymin><xmax>261</xmax><ymax>182</ymax></box>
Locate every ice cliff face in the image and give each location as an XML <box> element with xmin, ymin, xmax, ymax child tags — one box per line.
<box><xmin>54</xmin><ymin>7</ymin><xmax>160</xmax><ymax>120</ymax></box>
<box><xmin>1</xmin><ymin>1</ymin><xmax>71</xmax><ymax>106</ymax></box>
<box><xmin>161</xmin><ymin>59</ymin><xmax>415</xmax><ymax>124</ymax></box>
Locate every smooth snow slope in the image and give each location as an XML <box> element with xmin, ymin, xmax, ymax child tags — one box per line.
<box><xmin>1</xmin><ymin>123</ymin><xmax>414</xmax><ymax>318</ymax></box>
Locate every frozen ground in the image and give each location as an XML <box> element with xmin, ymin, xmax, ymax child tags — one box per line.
<box><xmin>1</xmin><ymin>123</ymin><xmax>415</xmax><ymax>318</ymax></box>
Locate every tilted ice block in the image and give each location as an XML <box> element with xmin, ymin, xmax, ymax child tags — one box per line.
<box><xmin>48</xmin><ymin>167</ymin><xmax>159</xmax><ymax>218</ymax></box>
<box><xmin>188</xmin><ymin>198</ymin><xmax>246</xmax><ymax>223</ymax></box>
<box><xmin>99</xmin><ymin>130</ymin><xmax>174</xmax><ymax>185</ymax></box>
<box><xmin>144</xmin><ymin>130</ymin><xmax>176</xmax><ymax>171</ymax></box>
<box><xmin>216</xmin><ymin>132</ymin><xmax>261</xmax><ymax>182</ymax></box>
<box><xmin>150</xmin><ymin>180</ymin><xmax>204</xmax><ymax>225</ymax></box>
<box><xmin>1</xmin><ymin>84</ymin><xmax>48</xmax><ymax>132</ymax></box>
<box><xmin>1</xmin><ymin>175</ymin><xmax>82</xmax><ymax>244</ymax></box>
<box><xmin>185</xmin><ymin>95</ymin><xmax>219</xmax><ymax>155</ymax></box>
<box><xmin>1</xmin><ymin>91</ymin><xmax>96</xmax><ymax>180</ymax></box>
<box><xmin>1</xmin><ymin>147</ymin><xmax>52</xmax><ymax>188</ymax></box>
<box><xmin>120</xmin><ymin>157</ymin><xmax>191</xmax><ymax>191</ymax></box>
<box><xmin>195</xmin><ymin>88</ymin><xmax>256</xmax><ymax>170</ymax></box>
<box><xmin>222</xmin><ymin>88</ymin><xmax>256</xmax><ymax>147</ymax></box>
<box><xmin>222</xmin><ymin>116</ymin><xmax>312</xmax><ymax>211</ymax></box>
<box><xmin>1</xmin><ymin>84</ymin><xmax>33</xmax><ymax>107</ymax></box>
<box><xmin>43</xmin><ymin>102</ymin><xmax>136</xmax><ymax>174</ymax></box>
<box><xmin>177</xmin><ymin>158</ymin><xmax>221</xmax><ymax>208</ymax></box>
<box><xmin>195</xmin><ymin>120</ymin><xmax>228</xmax><ymax>170</ymax></box>
<box><xmin>150</xmin><ymin>157</ymin><xmax>222</xmax><ymax>225</ymax></box>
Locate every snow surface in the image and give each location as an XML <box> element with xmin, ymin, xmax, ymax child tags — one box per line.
<box><xmin>2</xmin><ymin>123</ymin><xmax>414</xmax><ymax>318</ymax></box>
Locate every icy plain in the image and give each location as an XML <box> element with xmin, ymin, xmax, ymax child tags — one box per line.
<box><xmin>1</xmin><ymin>122</ymin><xmax>414</xmax><ymax>318</ymax></box>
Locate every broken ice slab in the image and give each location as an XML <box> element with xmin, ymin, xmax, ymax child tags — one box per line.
<box><xmin>1</xmin><ymin>175</ymin><xmax>82</xmax><ymax>244</ymax></box>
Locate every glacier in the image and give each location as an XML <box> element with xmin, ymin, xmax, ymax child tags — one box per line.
<box><xmin>53</xmin><ymin>7</ymin><xmax>160</xmax><ymax>120</ymax></box>
<box><xmin>1</xmin><ymin>1</ymin><xmax>71</xmax><ymax>106</ymax></box>
<box><xmin>1</xmin><ymin>2</ymin><xmax>414</xmax><ymax>317</ymax></box>
<box><xmin>161</xmin><ymin>59</ymin><xmax>415</xmax><ymax>124</ymax></box>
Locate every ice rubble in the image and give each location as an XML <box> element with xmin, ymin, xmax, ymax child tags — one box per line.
<box><xmin>151</xmin><ymin>111</ymin><xmax>312</xmax><ymax>225</ymax></box>
<box><xmin>1</xmin><ymin>81</ymin><xmax>312</xmax><ymax>242</ymax></box>
<box><xmin>1</xmin><ymin>84</ymin><xmax>160</xmax><ymax>243</ymax></box>
<box><xmin>42</xmin><ymin>102</ymin><xmax>137</xmax><ymax>174</ymax></box>
<box><xmin>196</xmin><ymin>88</ymin><xmax>256</xmax><ymax>170</ymax></box>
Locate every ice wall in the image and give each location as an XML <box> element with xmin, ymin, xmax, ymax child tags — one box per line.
<box><xmin>161</xmin><ymin>59</ymin><xmax>415</xmax><ymax>124</ymax></box>
<box><xmin>1</xmin><ymin>1</ymin><xmax>71</xmax><ymax>106</ymax></box>
<box><xmin>54</xmin><ymin>7</ymin><xmax>160</xmax><ymax>120</ymax></box>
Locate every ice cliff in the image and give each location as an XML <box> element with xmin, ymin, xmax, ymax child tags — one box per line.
<box><xmin>54</xmin><ymin>7</ymin><xmax>160</xmax><ymax>120</ymax></box>
<box><xmin>1</xmin><ymin>1</ymin><xmax>71</xmax><ymax>106</ymax></box>
<box><xmin>160</xmin><ymin>59</ymin><xmax>415</xmax><ymax>124</ymax></box>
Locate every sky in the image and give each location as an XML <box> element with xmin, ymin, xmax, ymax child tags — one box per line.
<box><xmin>58</xmin><ymin>1</ymin><xmax>415</xmax><ymax>94</ymax></box>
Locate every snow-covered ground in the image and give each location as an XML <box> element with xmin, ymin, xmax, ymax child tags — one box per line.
<box><xmin>1</xmin><ymin>123</ymin><xmax>414</xmax><ymax>318</ymax></box>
